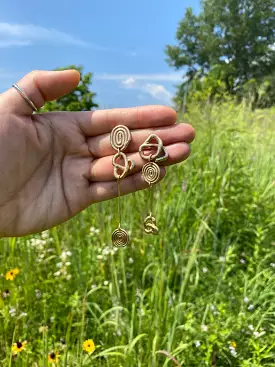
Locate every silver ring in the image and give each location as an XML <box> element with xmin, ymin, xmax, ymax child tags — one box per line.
<box><xmin>12</xmin><ymin>84</ymin><xmax>38</xmax><ymax>112</ymax></box>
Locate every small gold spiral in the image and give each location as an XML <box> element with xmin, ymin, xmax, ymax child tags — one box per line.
<box><xmin>142</xmin><ymin>162</ymin><xmax>160</xmax><ymax>185</ymax></box>
<box><xmin>112</xmin><ymin>228</ymin><xmax>129</xmax><ymax>247</ymax></box>
<box><xmin>110</xmin><ymin>125</ymin><xmax>131</xmax><ymax>151</ymax></box>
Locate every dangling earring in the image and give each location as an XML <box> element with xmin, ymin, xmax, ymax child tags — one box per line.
<box><xmin>110</xmin><ymin>125</ymin><xmax>134</xmax><ymax>247</ymax></box>
<box><xmin>139</xmin><ymin>134</ymin><xmax>168</xmax><ymax>235</ymax></box>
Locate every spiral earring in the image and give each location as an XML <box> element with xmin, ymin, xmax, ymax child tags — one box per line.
<box><xmin>110</xmin><ymin>125</ymin><xmax>134</xmax><ymax>247</ymax></box>
<box><xmin>139</xmin><ymin>134</ymin><xmax>168</xmax><ymax>235</ymax></box>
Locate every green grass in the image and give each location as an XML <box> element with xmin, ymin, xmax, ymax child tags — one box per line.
<box><xmin>0</xmin><ymin>103</ymin><xmax>275</xmax><ymax>366</ymax></box>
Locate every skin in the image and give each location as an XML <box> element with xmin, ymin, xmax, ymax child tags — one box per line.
<box><xmin>0</xmin><ymin>69</ymin><xmax>195</xmax><ymax>237</ymax></box>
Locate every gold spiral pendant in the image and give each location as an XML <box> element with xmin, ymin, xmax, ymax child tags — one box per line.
<box><xmin>142</xmin><ymin>162</ymin><xmax>160</xmax><ymax>185</ymax></box>
<box><xmin>112</xmin><ymin>227</ymin><xmax>129</xmax><ymax>247</ymax></box>
<box><xmin>110</xmin><ymin>125</ymin><xmax>131</xmax><ymax>151</ymax></box>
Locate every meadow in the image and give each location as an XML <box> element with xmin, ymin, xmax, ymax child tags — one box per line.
<box><xmin>0</xmin><ymin>103</ymin><xmax>275</xmax><ymax>366</ymax></box>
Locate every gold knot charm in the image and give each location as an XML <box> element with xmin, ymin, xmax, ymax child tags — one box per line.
<box><xmin>112</xmin><ymin>152</ymin><xmax>135</xmax><ymax>179</ymax></box>
<box><xmin>144</xmin><ymin>215</ymin><xmax>159</xmax><ymax>235</ymax></box>
<box><xmin>139</xmin><ymin>134</ymin><xmax>168</xmax><ymax>163</ymax></box>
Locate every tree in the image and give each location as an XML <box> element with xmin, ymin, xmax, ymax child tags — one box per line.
<box><xmin>166</xmin><ymin>0</ymin><xmax>275</xmax><ymax>107</ymax></box>
<box><xmin>41</xmin><ymin>65</ymin><xmax>98</xmax><ymax>112</ymax></box>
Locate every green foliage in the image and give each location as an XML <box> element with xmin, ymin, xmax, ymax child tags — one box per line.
<box><xmin>175</xmin><ymin>65</ymin><xmax>233</xmax><ymax>109</ymax></box>
<box><xmin>41</xmin><ymin>65</ymin><xmax>98</xmax><ymax>112</ymax></box>
<box><xmin>166</xmin><ymin>0</ymin><xmax>275</xmax><ymax>109</ymax></box>
<box><xmin>242</xmin><ymin>72</ymin><xmax>275</xmax><ymax>110</ymax></box>
<box><xmin>0</xmin><ymin>104</ymin><xmax>275</xmax><ymax>365</ymax></box>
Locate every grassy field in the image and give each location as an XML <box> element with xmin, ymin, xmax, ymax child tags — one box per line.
<box><xmin>0</xmin><ymin>103</ymin><xmax>275</xmax><ymax>366</ymax></box>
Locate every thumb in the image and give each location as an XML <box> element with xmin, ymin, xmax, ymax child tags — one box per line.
<box><xmin>1</xmin><ymin>69</ymin><xmax>80</xmax><ymax>115</ymax></box>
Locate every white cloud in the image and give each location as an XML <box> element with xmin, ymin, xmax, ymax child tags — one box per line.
<box><xmin>96</xmin><ymin>73</ymin><xmax>183</xmax><ymax>82</ymax></box>
<box><xmin>143</xmin><ymin>83</ymin><xmax>172</xmax><ymax>104</ymax></box>
<box><xmin>120</xmin><ymin>77</ymin><xmax>172</xmax><ymax>104</ymax></box>
<box><xmin>0</xmin><ymin>23</ymin><xmax>91</xmax><ymax>48</ymax></box>
<box><xmin>121</xmin><ymin>77</ymin><xmax>137</xmax><ymax>88</ymax></box>
<box><xmin>0</xmin><ymin>40</ymin><xmax>31</xmax><ymax>47</ymax></box>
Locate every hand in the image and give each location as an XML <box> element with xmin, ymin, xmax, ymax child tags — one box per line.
<box><xmin>0</xmin><ymin>70</ymin><xmax>195</xmax><ymax>237</ymax></box>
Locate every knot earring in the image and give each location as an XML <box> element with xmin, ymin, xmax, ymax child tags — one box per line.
<box><xmin>110</xmin><ymin>125</ymin><xmax>134</xmax><ymax>247</ymax></box>
<box><xmin>139</xmin><ymin>134</ymin><xmax>168</xmax><ymax>234</ymax></box>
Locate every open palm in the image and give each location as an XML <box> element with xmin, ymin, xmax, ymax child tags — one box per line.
<box><xmin>0</xmin><ymin>70</ymin><xmax>195</xmax><ymax>237</ymax></box>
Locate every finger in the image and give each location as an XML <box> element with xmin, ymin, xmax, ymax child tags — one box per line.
<box><xmin>72</xmin><ymin>105</ymin><xmax>177</xmax><ymax>136</ymax></box>
<box><xmin>89</xmin><ymin>167</ymin><xmax>166</xmax><ymax>202</ymax></box>
<box><xmin>88</xmin><ymin>123</ymin><xmax>195</xmax><ymax>158</ymax></box>
<box><xmin>89</xmin><ymin>142</ymin><xmax>190</xmax><ymax>181</ymax></box>
<box><xmin>1</xmin><ymin>69</ymin><xmax>80</xmax><ymax>115</ymax></box>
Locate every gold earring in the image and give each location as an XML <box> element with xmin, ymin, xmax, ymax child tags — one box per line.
<box><xmin>139</xmin><ymin>134</ymin><xmax>168</xmax><ymax>235</ymax></box>
<box><xmin>110</xmin><ymin>125</ymin><xmax>134</xmax><ymax>247</ymax></box>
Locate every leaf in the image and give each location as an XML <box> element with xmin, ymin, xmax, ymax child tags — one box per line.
<box><xmin>128</xmin><ymin>334</ymin><xmax>148</xmax><ymax>354</ymax></box>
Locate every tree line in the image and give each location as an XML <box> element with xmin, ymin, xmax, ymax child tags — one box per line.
<box><xmin>43</xmin><ymin>0</ymin><xmax>275</xmax><ymax>112</ymax></box>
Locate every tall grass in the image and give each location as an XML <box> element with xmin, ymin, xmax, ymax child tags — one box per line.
<box><xmin>0</xmin><ymin>103</ymin><xmax>275</xmax><ymax>366</ymax></box>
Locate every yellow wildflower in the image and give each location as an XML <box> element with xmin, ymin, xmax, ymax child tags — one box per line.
<box><xmin>48</xmin><ymin>352</ymin><xmax>60</xmax><ymax>363</ymax></box>
<box><xmin>231</xmin><ymin>341</ymin><xmax>237</xmax><ymax>348</ymax></box>
<box><xmin>5</xmin><ymin>268</ymin><xmax>20</xmax><ymax>281</ymax></box>
<box><xmin>12</xmin><ymin>341</ymin><xmax>27</xmax><ymax>355</ymax></box>
<box><xmin>83</xmin><ymin>339</ymin><xmax>95</xmax><ymax>354</ymax></box>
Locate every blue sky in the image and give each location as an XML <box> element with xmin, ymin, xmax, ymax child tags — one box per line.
<box><xmin>0</xmin><ymin>0</ymin><xmax>200</xmax><ymax>108</ymax></box>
